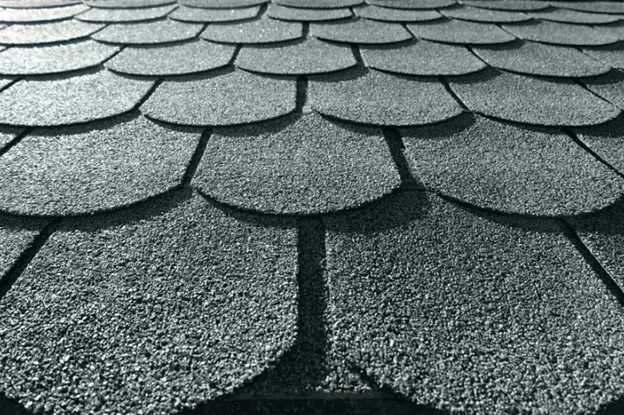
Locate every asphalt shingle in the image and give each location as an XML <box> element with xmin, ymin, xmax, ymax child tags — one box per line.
<box><xmin>84</xmin><ymin>0</ymin><xmax>175</xmax><ymax>8</ymax></box>
<box><xmin>169</xmin><ymin>4</ymin><xmax>259</xmax><ymax>22</ymax></box>
<box><xmin>440</xmin><ymin>5</ymin><xmax>530</xmax><ymax>23</ymax></box>
<box><xmin>201</xmin><ymin>18</ymin><xmax>302</xmax><ymax>44</ymax></box>
<box><xmin>326</xmin><ymin>193</ymin><xmax>624</xmax><ymax>414</ymax></box>
<box><xmin>361</xmin><ymin>40</ymin><xmax>486</xmax><ymax>76</ymax></box>
<box><xmin>74</xmin><ymin>4</ymin><xmax>176</xmax><ymax>22</ymax></box>
<box><xmin>0</xmin><ymin>0</ymin><xmax>79</xmax><ymax>7</ymax></box>
<box><xmin>0</xmin><ymin>20</ymin><xmax>103</xmax><ymax>45</ymax></box>
<box><xmin>551</xmin><ymin>1</ymin><xmax>624</xmax><ymax>15</ymax></box>
<box><xmin>193</xmin><ymin>113</ymin><xmax>400</xmax><ymax>215</ymax></box>
<box><xmin>0</xmin><ymin>40</ymin><xmax>119</xmax><ymax>76</ymax></box>
<box><xmin>367</xmin><ymin>0</ymin><xmax>456</xmax><ymax>10</ymax></box>
<box><xmin>267</xmin><ymin>4</ymin><xmax>352</xmax><ymax>21</ymax></box>
<box><xmin>310</xmin><ymin>69</ymin><xmax>463</xmax><ymax>126</ymax></box>
<box><xmin>106</xmin><ymin>40</ymin><xmax>235</xmax><ymax>76</ymax></box>
<box><xmin>502</xmin><ymin>20</ymin><xmax>619</xmax><ymax>46</ymax></box>
<box><xmin>407</xmin><ymin>19</ymin><xmax>516</xmax><ymax>45</ymax></box>
<box><xmin>0</xmin><ymin>217</ymin><xmax>43</xmax><ymax>280</ymax></box>
<box><xmin>179</xmin><ymin>0</ymin><xmax>267</xmax><ymax>8</ymax></box>
<box><xmin>275</xmin><ymin>0</ymin><xmax>362</xmax><ymax>8</ymax></box>
<box><xmin>0</xmin><ymin>3</ymin><xmax>88</xmax><ymax>23</ymax></box>
<box><xmin>143</xmin><ymin>69</ymin><xmax>296</xmax><ymax>126</ymax></box>
<box><xmin>0</xmin><ymin>193</ymin><xmax>298</xmax><ymax>414</ymax></box>
<box><xmin>236</xmin><ymin>38</ymin><xmax>355</xmax><ymax>75</ymax></box>
<box><xmin>460</xmin><ymin>0</ymin><xmax>549</xmax><ymax>11</ymax></box>
<box><xmin>0</xmin><ymin>116</ymin><xmax>200</xmax><ymax>216</ymax></box>
<box><xmin>449</xmin><ymin>68</ymin><xmax>621</xmax><ymax>126</ymax></box>
<box><xmin>582</xmin><ymin>70</ymin><xmax>624</xmax><ymax>109</ymax></box>
<box><xmin>473</xmin><ymin>41</ymin><xmax>611</xmax><ymax>78</ymax></box>
<box><xmin>530</xmin><ymin>8</ymin><xmax>621</xmax><ymax>25</ymax></box>
<box><xmin>311</xmin><ymin>19</ymin><xmax>412</xmax><ymax>44</ymax></box>
<box><xmin>402</xmin><ymin>114</ymin><xmax>624</xmax><ymax>215</ymax></box>
<box><xmin>353</xmin><ymin>4</ymin><xmax>442</xmax><ymax>22</ymax></box>
<box><xmin>92</xmin><ymin>20</ymin><xmax>203</xmax><ymax>45</ymax></box>
<box><xmin>0</xmin><ymin>125</ymin><xmax>20</xmax><ymax>150</ymax></box>
<box><xmin>0</xmin><ymin>70</ymin><xmax>154</xmax><ymax>127</ymax></box>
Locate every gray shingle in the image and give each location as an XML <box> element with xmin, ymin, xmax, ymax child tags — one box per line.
<box><xmin>530</xmin><ymin>8</ymin><xmax>620</xmax><ymax>25</ymax></box>
<box><xmin>179</xmin><ymin>0</ymin><xmax>267</xmax><ymax>8</ymax></box>
<box><xmin>502</xmin><ymin>20</ymin><xmax>619</xmax><ymax>46</ymax></box>
<box><xmin>74</xmin><ymin>4</ymin><xmax>176</xmax><ymax>22</ymax></box>
<box><xmin>193</xmin><ymin>113</ymin><xmax>400</xmax><ymax>215</ymax></box>
<box><xmin>408</xmin><ymin>19</ymin><xmax>516</xmax><ymax>45</ymax></box>
<box><xmin>368</xmin><ymin>0</ymin><xmax>456</xmax><ymax>10</ymax></box>
<box><xmin>92</xmin><ymin>20</ymin><xmax>203</xmax><ymax>45</ymax></box>
<box><xmin>583</xmin><ymin>44</ymin><xmax>624</xmax><ymax>70</ymax></box>
<box><xmin>0</xmin><ymin>3</ymin><xmax>88</xmax><ymax>23</ymax></box>
<box><xmin>275</xmin><ymin>0</ymin><xmax>362</xmax><ymax>8</ymax></box>
<box><xmin>361</xmin><ymin>39</ymin><xmax>486</xmax><ymax>76</ymax></box>
<box><xmin>106</xmin><ymin>40</ymin><xmax>235</xmax><ymax>76</ymax></box>
<box><xmin>310</xmin><ymin>69</ymin><xmax>463</xmax><ymax>126</ymax></box>
<box><xmin>450</xmin><ymin>69</ymin><xmax>621</xmax><ymax>127</ymax></box>
<box><xmin>267</xmin><ymin>4</ymin><xmax>352</xmax><ymax>22</ymax></box>
<box><xmin>0</xmin><ymin>20</ymin><xmax>103</xmax><ymax>45</ymax></box>
<box><xmin>0</xmin><ymin>40</ymin><xmax>119</xmax><ymax>76</ymax></box>
<box><xmin>460</xmin><ymin>0</ymin><xmax>549</xmax><ymax>11</ymax></box>
<box><xmin>143</xmin><ymin>70</ymin><xmax>296</xmax><ymax>126</ymax></box>
<box><xmin>0</xmin><ymin>116</ymin><xmax>200</xmax><ymax>216</ymax></box>
<box><xmin>473</xmin><ymin>41</ymin><xmax>610</xmax><ymax>78</ymax></box>
<box><xmin>354</xmin><ymin>4</ymin><xmax>442</xmax><ymax>22</ymax></box>
<box><xmin>441</xmin><ymin>5</ymin><xmax>530</xmax><ymax>23</ymax></box>
<box><xmin>169</xmin><ymin>4</ymin><xmax>259</xmax><ymax>22</ymax></box>
<box><xmin>311</xmin><ymin>19</ymin><xmax>412</xmax><ymax>44</ymax></box>
<box><xmin>84</xmin><ymin>0</ymin><xmax>175</xmax><ymax>8</ymax></box>
<box><xmin>0</xmin><ymin>217</ymin><xmax>43</xmax><ymax>281</ymax></box>
<box><xmin>551</xmin><ymin>1</ymin><xmax>624</xmax><ymax>15</ymax></box>
<box><xmin>402</xmin><ymin>114</ymin><xmax>624</xmax><ymax>215</ymax></box>
<box><xmin>0</xmin><ymin>193</ymin><xmax>297</xmax><ymax>414</ymax></box>
<box><xmin>236</xmin><ymin>38</ymin><xmax>356</xmax><ymax>75</ymax></box>
<box><xmin>201</xmin><ymin>18</ymin><xmax>303</xmax><ymax>44</ymax></box>
<box><xmin>326</xmin><ymin>192</ymin><xmax>624</xmax><ymax>415</ymax></box>
<box><xmin>0</xmin><ymin>70</ymin><xmax>154</xmax><ymax>127</ymax></box>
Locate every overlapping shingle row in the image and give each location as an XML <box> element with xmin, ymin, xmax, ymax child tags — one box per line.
<box><xmin>1</xmin><ymin>1</ymin><xmax>624</xmax><ymax>414</ymax></box>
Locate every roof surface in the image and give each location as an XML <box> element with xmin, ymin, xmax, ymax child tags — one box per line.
<box><xmin>0</xmin><ymin>0</ymin><xmax>624</xmax><ymax>414</ymax></box>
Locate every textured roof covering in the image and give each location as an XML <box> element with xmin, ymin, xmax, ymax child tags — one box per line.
<box><xmin>1</xmin><ymin>1</ymin><xmax>624</xmax><ymax>415</ymax></box>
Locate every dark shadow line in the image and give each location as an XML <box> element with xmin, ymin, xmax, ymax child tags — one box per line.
<box><xmin>564</xmin><ymin>127</ymin><xmax>624</xmax><ymax>180</ymax></box>
<box><xmin>0</xmin><ymin>128</ymin><xmax>31</xmax><ymax>158</ymax></box>
<box><xmin>560</xmin><ymin>219</ymin><xmax>624</xmax><ymax>307</ymax></box>
<box><xmin>438</xmin><ymin>76</ymin><xmax>468</xmax><ymax>110</ymax></box>
<box><xmin>0</xmin><ymin>219</ymin><xmax>58</xmax><ymax>301</ymax></box>
<box><xmin>181</xmin><ymin>128</ymin><xmax>211</xmax><ymax>186</ymax></box>
<box><xmin>382</xmin><ymin>127</ymin><xmax>425</xmax><ymax>191</ymax></box>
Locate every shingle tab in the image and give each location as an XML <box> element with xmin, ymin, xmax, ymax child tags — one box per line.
<box><xmin>92</xmin><ymin>20</ymin><xmax>203</xmax><ymax>45</ymax></box>
<box><xmin>84</xmin><ymin>0</ymin><xmax>175</xmax><ymax>8</ymax></box>
<box><xmin>368</xmin><ymin>0</ymin><xmax>456</xmax><ymax>10</ymax></box>
<box><xmin>595</xmin><ymin>22</ymin><xmax>624</xmax><ymax>42</ymax></box>
<box><xmin>106</xmin><ymin>40</ymin><xmax>235</xmax><ymax>76</ymax></box>
<box><xmin>0</xmin><ymin>70</ymin><xmax>154</xmax><ymax>127</ymax></box>
<box><xmin>582</xmin><ymin>70</ymin><xmax>624</xmax><ymax>109</ymax></box>
<box><xmin>236</xmin><ymin>38</ymin><xmax>356</xmax><ymax>75</ymax></box>
<box><xmin>473</xmin><ymin>41</ymin><xmax>610</xmax><ymax>78</ymax></box>
<box><xmin>502</xmin><ymin>20</ymin><xmax>619</xmax><ymax>46</ymax></box>
<box><xmin>402</xmin><ymin>115</ymin><xmax>624</xmax><ymax>215</ymax></box>
<box><xmin>450</xmin><ymin>69</ymin><xmax>621</xmax><ymax>127</ymax></box>
<box><xmin>267</xmin><ymin>4</ymin><xmax>352</xmax><ymax>22</ymax></box>
<box><xmin>408</xmin><ymin>19</ymin><xmax>516</xmax><ymax>45</ymax></box>
<box><xmin>0</xmin><ymin>40</ymin><xmax>119</xmax><ymax>76</ymax></box>
<box><xmin>310</xmin><ymin>69</ymin><xmax>463</xmax><ymax>126</ymax></box>
<box><xmin>551</xmin><ymin>1</ymin><xmax>624</xmax><ymax>15</ymax></box>
<box><xmin>0</xmin><ymin>116</ymin><xmax>200</xmax><ymax>216</ymax></box>
<box><xmin>361</xmin><ymin>40</ymin><xmax>486</xmax><ymax>76</ymax></box>
<box><xmin>74</xmin><ymin>4</ymin><xmax>176</xmax><ymax>22</ymax></box>
<box><xmin>326</xmin><ymin>193</ymin><xmax>624</xmax><ymax>415</ymax></box>
<box><xmin>0</xmin><ymin>193</ymin><xmax>297</xmax><ymax>414</ymax></box>
<box><xmin>0</xmin><ymin>0</ymin><xmax>79</xmax><ymax>7</ymax></box>
<box><xmin>193</xmin><ymin>113</ymin><xmax>400</xmax><ymax>215</ymax></box>
<box><xmin>0</xmin><ymin>20</ymin><xmax>104</xmax><ymax>45</ymax></box>
<box><xmin>0</xmin><ymin>217</ymin><xmax>43</xmax><ymax>280</ymax></box>
<box><xmin>441</xmin><ymin>5</ymin><xmax>530</xmax><ymax>23</ymax></box>
<box><xmin>530</xmin><ymin>8</ymin><xmax>620</xmax><ymax>25</ymax></box>
<box><xmin>201</xmin><ymin>18</ymin><xmax>303</xmax><ymax>44</ymax></box>
<box><xmin>354</xmin><ymin>4</ymin><xmax>442</xmax><ymax>22</ymax></box>
<box><xmin>0</xmin><ymin>3</ymin><xmax>88</xmax><ymax>23</ymax></box>
<box><xmin>275</xmin><ymin>0</ymin><xmax>362</xmax><ymax>8</ymax></box>
<box><xmin>169</xmin><ymin>4</ymin><xmax>259</xmax><ymax>22</ymax></box>
<box><xmin>179</xmin><ymin>0</ymin><xmax>267</xmax><ymax>8</ymax></box>
<box><xmin>143</xmin><ymin>70</ymin><xmax>296</xmax><ymax>126</ymax></box>
<box><xmin>311</xmin><ymin>19</ymin><xmax>412</xmax><ymax>45</ymax></box>
<box><xmin>461</xmin><ymin>0</ymin><xmax>549</xmax><ymax>11</ymax></box>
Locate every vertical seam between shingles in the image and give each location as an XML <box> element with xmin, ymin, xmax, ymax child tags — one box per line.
<box><xmin>438</xmin><ymin>75</ymin><xmax>469</xmax><ymax>110</ymax></box>
<box><xmin>0</xmin><ymin>127</ymin><xmax>31</xmax><ymax>158</ymax></box>
<box><xmin>382</xmin><ymin>127</ymin><xmax>424</xmax><ymax>191</ymax></box>
<box><xmin>0</xmin><ymin>219</ymin><xmax>59</xmax><ymax>301</ymax></box>
<box><xmin>559</xmin><ymin>218</ymin><xmax>624</xmax><ymax>308</ymax></box>
<box><xmin>563</xmin><ymin>127</ymin><xmax>624</xmax><ymax>180</ymax></box>
<box><xmin>181</xmin><ymin>128</ymin><xmax>211</xmax><ymax>187</ymax></box>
